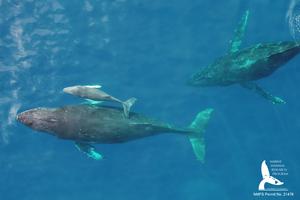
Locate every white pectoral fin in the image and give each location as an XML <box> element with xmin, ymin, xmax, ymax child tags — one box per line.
<box><xmin>84</xmin><ymin>85</ymin><xmax>102</xmax><ymax>89</ymax></box>
<box><xmin>84</xmin><ymin>99</ymin><xmax>103</xmax><ymax>105</ymax></box>
<box><xmin>75</xmin><ymin>142</ymin><xmax>103</xmax><ymax>160</ymax></box>
<box><xmin>240</xmin><ymin>82</ymin><xmax>286</xmax><ymax>104</ymax></box>
<box><xmin>229</xmin><ymin>10</ymin><xmax>250</xmax><ymax>53</ymax></box>
<box><xmin>261</xmin><ymin>160</ymin><xmax>270</xmax><ymax>178</ymax></box>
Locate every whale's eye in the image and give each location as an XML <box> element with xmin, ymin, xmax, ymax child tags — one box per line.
<box><xmin>275</xmin><ymin>180</ymin><xmax>278</xmax><ymax>184</ymax></box>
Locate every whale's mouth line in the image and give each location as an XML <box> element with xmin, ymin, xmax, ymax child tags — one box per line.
<box><xmin>16</xmin><ymin>112</ymin><xmax>31</xmax><ymax>126</ymax></box>
<box><xmin>16</xmin><ymin>113</ymin><xmax>20</xmax><ymax>121</ymax></box>
<box><xmin>16</xmin><ymin>112</ymin><xmax>25</xmax><ymax>122</ymax></box>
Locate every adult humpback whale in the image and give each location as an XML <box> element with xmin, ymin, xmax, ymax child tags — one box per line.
<box><xmin>188</xmin><ymin>10</ymin><xmax>300</xmax><ymax>104</ymax></box>
<box><xmin>16</xmin><ymin>105</ymin><xmax>213</xmax><ymax>162</ymax></box>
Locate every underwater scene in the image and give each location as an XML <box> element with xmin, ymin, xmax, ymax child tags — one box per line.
<box><xmin>1</xmin><ymin>0</ymin><xmax>300</xmax><ymax>199</ymax></box>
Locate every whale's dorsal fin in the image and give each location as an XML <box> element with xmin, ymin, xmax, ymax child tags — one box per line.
<box><xmin>261</xmin><ymin>160</ymin><xmax>270</xmax><ymax>178</ymax></box>
<box><xmin>229</xmin><ymin>10</ymin><xmax>250</xmax><ymax>53</ymax></box>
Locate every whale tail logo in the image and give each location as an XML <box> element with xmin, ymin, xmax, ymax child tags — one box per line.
<box><xmin>258</xmin><ymin>160</ymin><xmax>284</xmax><ymax>191</ymax></box>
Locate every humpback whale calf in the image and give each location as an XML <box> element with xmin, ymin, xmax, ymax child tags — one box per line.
<box><xmin>16</xmin><ymin>105</ymin><xmax>213</xmax><ymax>162</ymax></box>
<box><xmin>188</xmin><ymin>10</ymin><xmax>300</xmax><ymax>104</ymax></box>
<box><xmin>63</xmin><ymin>85</ymin><xmax>136</xmax><ymax>118</ymax></box>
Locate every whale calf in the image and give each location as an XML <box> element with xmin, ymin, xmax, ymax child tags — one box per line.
<box><xmin>188</xmin><ymin>10</ymin><xmax>300</xmax><ymax>104</ymax></box>
<box><xmin>16</xmin><ymin>105</ymin><xmax>213</xmax><ymax>162</ymax></box>
<box><xmin>63</xmin><ymin>85</ymin><xmax>136</xmax><ymax>118</ymax></box>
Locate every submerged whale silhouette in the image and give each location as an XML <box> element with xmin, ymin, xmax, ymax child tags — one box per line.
<box><xmin>188</xmin><ymin>10</ymin><xmax>300</xmax><ymax>104</ymax></box>
<box><xmin>16</xmin><ymin>105</ymin><xmax>213</xmax><ymax>161</ymax></box>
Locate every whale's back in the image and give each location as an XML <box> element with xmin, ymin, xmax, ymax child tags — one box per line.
<box><xmin>37</xmin><ymin>105</ymin><xmax>178</xmax><ymax>144</ymax></box>
<box><xmin>189</xmin><ymin>41</ymin><xmax>300</xmax><ymax>86</ymax></box>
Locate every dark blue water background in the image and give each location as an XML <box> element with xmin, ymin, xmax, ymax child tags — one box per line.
<box><xmin>0</xmin><ymin>1</ymin><xmax>299</xmax><ymax>199</ymax></box>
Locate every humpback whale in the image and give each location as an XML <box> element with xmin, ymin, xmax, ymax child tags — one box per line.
<box><xmin>16</xmin><ymin>105</ymin><xmax>213</xmax><ymax>162</ymax></box>
<box><xmin>63</xmin><ymin>85</ymin><xmax>137</xmax><ymax>118</ymax></box>
<box><xmin>188</xmin><ymin>10</ymin><xmax>300</xmax><ymax>104</ymax></box>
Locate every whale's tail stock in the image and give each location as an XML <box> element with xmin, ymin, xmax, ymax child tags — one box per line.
<box><xmin>188</xmin><ymin>108</ymin><xmax>214</xmax><ymax>162</ymax></box>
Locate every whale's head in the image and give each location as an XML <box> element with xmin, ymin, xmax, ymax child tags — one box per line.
<box><xmin>16</xmin><ymin>108</ymin><xmax>59</xmax><ymax>134</ymax></box>
<box><xmin>187</xmin><ymin>65</ymin><xmax>225</xmax><ymax>87</ymax></box>
<box><xmin>188</xmin><ymin>73</ymin><xmax>211</xmax><ymax>86</ymax></box>
<box><xmin>63</xmin><ymin>86</ymin><xmax>81</xmax><ymax>95</ymax></box>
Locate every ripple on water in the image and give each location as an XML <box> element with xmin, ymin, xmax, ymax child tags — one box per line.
<box><xmin>287</xmin><ymin>0</ymin><xmax>300</xmax><ymax>42</ymax></box>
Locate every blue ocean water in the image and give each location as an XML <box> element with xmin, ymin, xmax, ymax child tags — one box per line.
<box><xmin>1</xmin><ymin>0</ymin><xmax>300</xmax><ymax>199</ymax></box>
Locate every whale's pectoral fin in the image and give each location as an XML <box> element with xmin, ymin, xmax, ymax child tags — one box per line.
<box><xmin>240</xmin><ymin>82</ymin><xmax>286</xmax><ymax>104</ymax></box>
<box><xmin>75</xmin><ymin>142</ymin><xmax>103</xmax><ymax>160</ymax></box>
<box><xmin>83</xmin><ymin>99</ymin><xmax>103</xmax><ymax>105</ymax></box>
<box><xmin>84</xmin><ymin>85</ymin><xmax>102</xmax><ymax>89</ymax></box>
<box><xmin>229</xmin><ymin>10</ymin><xmax>250</xmax><ymax>53</ymax></box>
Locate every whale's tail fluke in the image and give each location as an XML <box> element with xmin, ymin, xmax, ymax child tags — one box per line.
<box><xmin>122</xmin><ymin>97</ymin><xmax>137</xmax><ymax>118</ymax></box>
<box><xmin>188</xmin><ymin>108</ymin><xmax>214</xmax><ymax>162</ymax></box>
